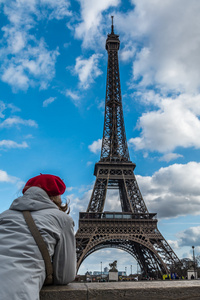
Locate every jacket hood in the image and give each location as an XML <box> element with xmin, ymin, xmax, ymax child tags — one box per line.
<box><xmin>10</xmin><ymin>186</ymin><xmax>59</xmax><ymax>211</ymax></box>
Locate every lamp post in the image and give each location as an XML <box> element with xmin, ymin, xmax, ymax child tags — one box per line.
<box><xmin>192</xmin><ymin>246</ymin><xmax>196</xmax><ymax>279</ymax></box>
<box><xmin>192</xmin><ymin>246</ymin><xmax>195</xmax><ymax>267</ymax></box>
<box><xmin>101</xmin><ymin>261</ymin><xmax>102</xmax><ymax>280</ymax></box>
<box><xmin>125</xmin><ymin>267</ymin><xmax>127</xmax><ymax>276</ymax></box>
<box><xmin>130</xmin><ymin>265</ymin><xmax>132</xmax><ymax>275</ymax></box>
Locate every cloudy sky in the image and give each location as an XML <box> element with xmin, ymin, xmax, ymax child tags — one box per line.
<box><xmin>1</xmin><ymin>0</ymin><xmax>200</xmax><ymax>275</ymax></box>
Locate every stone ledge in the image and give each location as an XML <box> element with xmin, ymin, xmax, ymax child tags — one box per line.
<box><xmin>40</xmin><ymin>280</ymin><xmax>200</xmax><ymax>300</ymax></box>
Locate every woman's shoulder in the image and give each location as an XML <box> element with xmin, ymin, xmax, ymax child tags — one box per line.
<box><xmin>39</xmin><ymin>208</ymin><xmax>74</xmax><ymax>228</ymax></box>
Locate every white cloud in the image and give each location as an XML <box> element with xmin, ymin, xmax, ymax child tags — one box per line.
<box><xmin>0</xmin><ymin>140</ymin><xmax>28</xmax><ymax>149</ymax></box>
<box><xmin>0</xmin><ymin>101</ymin><xmax>6</xmax><ymax>118</ymax></box>
<box><xmin>178</xmin><ymin>226</ymin><xmax>200</xmax><ymax>247</ymax></box>
<box><xmin>74</xmin><ymin>54</ymin><xmax>103</xmax><ymax>89</ymax></box>
<box><xmin>63</xmin><ymin>42</ymin><xmax>71</xmax><ymax>48</ymax></box>
<box><xmin>2</xmin><ymin>64</ymin><xmax>29</xmax><ymax>90</ymax></box>
<box><xmin>2</xmin><ymin>26</ymin><xmax>27</xmax><ymax>54</ymax></box>
<box><xmin>66</xmin><ymin>186</ymin><xmax>73</xmax><ymax>192</ymax></box>
<box><xmin>120</xmin><ymin>41</ymin><xmax>136</xmax><ymax>62</ymax></box>
<box><xmin>137</xmin><ymin>162</ymin><xmax>200</xmax><ymax>219</ymax></box>
<box><xmin>24</xmin><ymin>134</ymin><xmax>33</xmax><ymax>139</ymax></box>
<box><xmin>115</xmin><ymin>0</ymin><xmax>200</xmax><ymax>93</ymax></box>
<box><xmin>7</xmin><ymin>103</ymin><xmax>21</xmax><ymax>113</ymax></box>
<box><xmin>65</xmin><ymin>90</ymin><xmax>80</xmax><ymax>105</ymax></box>
<box><xmin>1</xmin><ymin>40</ymin><xmax>60</xmax><ymax>91</ymax></box>
<box><xmin>159</xmin><ymin>153</ymin><xmax>183</xmax><ymax>163</ymax></box>
<box><xmin>2</xmin><ymin>0</ymin><xmax>71</xmax><ymax>27</ymax></box>
<box><xmin>75</xmin><ymin>0</ymin><xmax>120</xmax><ymax>48</ymax></box>
<box><xmin>41</xmin><ymin>0</ymin><xmax>71</xmax><ymax>20</ymax></box>
<box><xmin>69</xmin><ymin>188</ymin><xmax>93</xmax><ymax>225</ymax></box>
<box><xmin>43</xmin><ymin>97</ymin><xmax>57</xmax><ymax>107</ymax></box>
<box><xmin>167</xmin><ymin>240</ymin><xmax>179</xmax><ymax>250</ymax></box>
<box><xmin>0</xmin><ymin>116</ymin><xmax>38</xmax><ymax>128</ymax></box>
<box><xmin>129</xmin><ymin>93</ymin><xmax>200</xmax><ymax>153</ymax></box>
<box><xmin>104</xmin><ymin>189</ymin><xmax>121</xmax><ymax>211</ymax></box>
<box><xmin>0</xmin><ymin>0</ymin><xmax>71</xmax><ymax>90</ymax></box>
<box><xmin>88</xmin><ymin>138</ymin><xmax>102</xmax><ymax>154</ymax></box>
<box><xmin>22</xmin><ymin>42</ymin><xmax>59</xmax><ymax>77</ymax></box>
<box><xmin>0</xmin><ymin>170</ymin><xmax>18</xmax><ymax>183</ymax></box>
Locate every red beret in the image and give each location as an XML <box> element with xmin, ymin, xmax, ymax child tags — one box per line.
<box><xmin>22</xmin><ymin>174</ymin><xmax>66</xmax><ymax>196</ymax></box>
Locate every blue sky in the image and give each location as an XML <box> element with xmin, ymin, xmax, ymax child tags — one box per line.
<box><xmin>1</xmin><ymin>0</ymin><xmax>200</xmax><ymax>275</ymax></box>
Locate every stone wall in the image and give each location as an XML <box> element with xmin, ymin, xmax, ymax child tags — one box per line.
<box><xmin>40</xmin><ymin>280</ymin><xmax>200</xmax><ymax>300</ymax></box>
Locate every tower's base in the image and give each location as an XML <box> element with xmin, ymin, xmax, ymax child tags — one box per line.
<box><xmin>76</xmin><ymin>212</ymin><xmax>180</xmax><ymax>276</ymax></box>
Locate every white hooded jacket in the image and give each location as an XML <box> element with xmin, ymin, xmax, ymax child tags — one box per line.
<box><xmin>0</xmin><ymin>186</ymin><xmax>76</xmax><ymax>300</ymax></box>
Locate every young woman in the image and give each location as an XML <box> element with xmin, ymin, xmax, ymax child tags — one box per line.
<box><xmin>0</xmin><ymin>174</ymin><xmax>76</xmax><ymax>300</ymax></box>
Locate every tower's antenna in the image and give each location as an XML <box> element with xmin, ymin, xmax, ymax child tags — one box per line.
<box><xmin>111</xmin><ymin>15</ymin><xmax>114</xmax><ymax>33</ymax></box>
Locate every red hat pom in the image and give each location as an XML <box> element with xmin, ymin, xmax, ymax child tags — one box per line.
<box><xmin>22</xmin><ymin>174</ymin><xmax>66</xmax><ymax>196</ymax></box>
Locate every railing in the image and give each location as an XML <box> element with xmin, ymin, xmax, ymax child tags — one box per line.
<box><xmin>79</xmin><ymin>212</ymin><xmax>156</xmax><ymax>220</ymax></box>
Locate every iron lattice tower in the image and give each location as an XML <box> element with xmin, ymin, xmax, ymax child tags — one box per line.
<box><xmin>76</xmin><ymin>17</ymin><xmax>181</xmax><ymax>277</ymax></box>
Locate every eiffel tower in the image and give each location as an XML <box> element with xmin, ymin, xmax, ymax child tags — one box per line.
<box><xmin>76</xmin><ymin>17</ymin><xmax>181</xmax><ymax>277</ymax></box>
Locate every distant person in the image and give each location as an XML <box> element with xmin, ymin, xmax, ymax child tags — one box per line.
<box><xmin>0</xmin><ymin>174</ymin><xmax>76</xmax><ymax>300</ymax></box>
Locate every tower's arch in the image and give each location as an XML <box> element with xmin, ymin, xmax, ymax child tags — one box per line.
<box><xmin>77</xmin><ymin>234</ymin><xmax>169</xmax><ymax>277</ymax></box>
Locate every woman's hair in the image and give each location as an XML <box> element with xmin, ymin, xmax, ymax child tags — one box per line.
<box><xmin>49</xmin><ymin>195</ymin><xmax>70</xmax><ymax>214</ymax></box>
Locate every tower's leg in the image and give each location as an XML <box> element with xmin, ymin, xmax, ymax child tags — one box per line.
<box><xmin>121</xmin><ymin>176</ymin><xmax>148</xmax><ymax>213</ymax></box>
<box><xmin>118</xmin><ymin>179</ymin><xmax>132</xmax><ymax>212</ymax></box>
<box><xmin>150</xmin><ymin>235</ymin><xmax>181</xmax><ymax>268</ymax></box>
<box><xmin>76</xmin><ymin>226</ymin><xmax>98</xmax><ymax>271</ymax></box>
<box><xmin>87</xmin><ymin>177</ymin><xmax>108</xmax><ymax>212</ymax></box>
